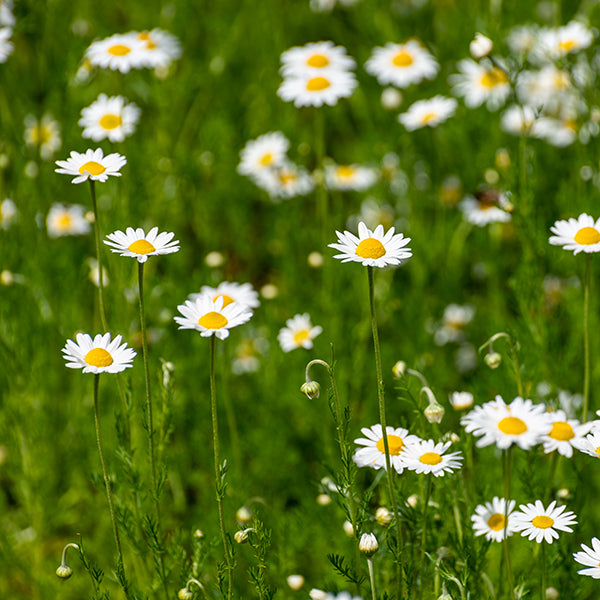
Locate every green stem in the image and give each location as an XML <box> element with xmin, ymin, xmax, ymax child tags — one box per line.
<box><xmin>367</xmin><ymin>266</ymin><xmax>403</xmax><ymax>599</ymax></box>
<box><xmin>502</xmin><ymin>449</ymin><xmax>515</xmax><ymax>600</ymax></box>
<box><xmin>314</xmin><ymin>108</ymin><xmax>328</xmax><ymax>244</ymax></box>
<box><xmin>583</xmin><ymin>254</ymin><xmax>591</xmax><ymax>422</ymax></box>
<box><xmin>367</xmin><ymin>557</ymin><xmax>377</xmax><ymax>600</ymax></box>
<box><xmin>541</xmin><ymin>542</ymin><xmax>547</xmax><ymax>600</ymax></box>
<box><xmin>545</xmin><ymin>452</ymin><xmax>560</xmax><ymax>503</ymax></box>
<box><xmin>419</xmin><ymin>475</ymin><xmax>433</xmax><ymax>600</ymax></box>
<box><xmin>89</xmin><ymin>180</ymin><xmax>107</xmax><ymax>331</ymax></box>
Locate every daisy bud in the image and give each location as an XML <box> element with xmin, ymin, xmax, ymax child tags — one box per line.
<box><xmin>484</xmin><ymin>351</ymin><xmax>502</xmax><ymax>369</ymax></box>
<box><xmin>193</xmin><ymin>529</ymin><xmax>204</xmax><ymax>538</ymax></box>
<box><xmin>204</xmin><ymin>250</ymin><xmax>225</xmax><ymax>267</ymax></box>
<box><xmin>286</xmin><ymin>574</ymin><xmax>305</xmax><ymax>590</ymax></box>
<box><xmin>437</xmin><ymin>593</ymin><xmax>452</xmax><ymax>600</ymax></box>
<box><xmin>375</xmin><ymin>506</ymin><xmax>393</xmax><ymax>526</ymax></box>
<box><xmin>178</xmin><ymin>589</ymin><xmax>194</xmax><ymax>600</ymax></box>
<box><xmin>301</xmin><ymin>380</ymin><xmax>321</xmax><ymax>399</ymax></box>
<box><xmin>359</xmin><ymin>532</ymin><xmax>379</xmax><ymax>557</ymax></box>
<box><xmin>343</xmin><ymin>520</ymin><xmax>354</xmax><ymax>537</ymax></box>
<box><xmin>407</xmin><ymin>494</ymin><xmax>419</xmax><ymax>508</ymax></box>
<box><xmin>557</xmin><ymin>488</ymin><xmax>570</xmax><ymax>500</ymax></box>
<box><xmin>392</xmin><ymin>360</ymin><xmax>407</xmax><ymax>378</ymax></box>
<box><xmin>381</xmin><ymin>87</ymin><xmax>403</xmax><ymax>110</ymax></box>
<box><xmin>1</xmin><ymin>270</ymin><xmax>14</xmax><ymax>286</ymax></box>
<box><xmin>469</xmin><ymin>33</ymin><xmax>493</xmax><ymax>59</ymax></box>
<box><xmin>235</xmin><ymin>529</ymin><xmax>250</xmax><ymax>544</ymax></box>
<box><xmin>424</xmin><ymin>401</ymin><xmax>445</xmax><ymax>424</ymax></box>
<box><xmin>545</xmin><ymin>588</ymin><xmax>559</xmax><ymax>600</ymax></box>
<box><xmin>236</xmin><ymin>505</ymin><xmax>252</xmax><ymax>524</ymax></box>
<box><xmin>309</xmin><ymin>589</ymin><xmax>327</xmax><ymax>600</ymax></box>
<box><xmin>56</xmin><ymin>565</ymin><xmax>73</xmax><ymax>580</ymax></box>
<box><xmin>449</xmin><ymin>391</ymin><xmax>474</xmax><ymax>410</ymax></box>
<box><xmin>317</xmin><ymin>493</ymin><xmax>332</xmax><ymax>506</ymax></box>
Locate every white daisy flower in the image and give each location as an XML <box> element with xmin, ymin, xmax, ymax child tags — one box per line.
<box><xmin>104</xmin><ymin>227</ymin><xmax>179</xmax><ymax>263</ymax></box>
<box><xmin>323</xmin><ymin>593</ymin><xmax>363</xmax><ymax>600</ymax></box>
<box><xmin>0</xmin><ymin>198</ymin><xmax>17</xmax><ymax>230</ymax></box>
<box><xmin>516</xmin><ymin>66</ymin><xmax>572</xmax><ymax>111</ymax></box>
<box><xmin>46</xmin><ymin>203</ymin><xmax>91</xmax><ymax>238</ymax></box>
<box><xmin>277</xmin><ymin>70</ymin><xmax>357</xmax><ymax>107</ymax></box>
<box><xmin>459</xmin><ymin>190</ymin><xmax>512</xmax><ymax>226</ymax></box>
<box><xmin>0</xmin><ymin>27</ymin><xmax>13</xmax><ymax>63</ymax></box>
<box><xmin>574</xmin><ymin>538</ymin><xmax>600</xmax><ymax>578</ymax></box>
<box><xmin>62</xmin><ymin>332</ymin><xmax>136</xmax><ymax>374</ymax></box>
<box><xmin>0</xmin><ymin>1</ymin><xmax>15</xmax><ymax>27</ymax></box>
<box><xmin>85</xmin><ymin>32</ymin><xmax>146</xmax><ymax>73</ymax></box>
<box><xmin>398</xmin><ymin>95</ymin><xmax>457</xmax><ymax>131</ymax></box>
<box><xmin>55</xmin><ymin>148</ymin><xmax>126</xmax><ymax>184</ymax></box>
<box><xmin>254</xmin><ymin>161</ymin><xmax>315</xmax><ymax>200</ymax></box>
<box><xmin>573</xmin><ymin>430</ymin><xmax>600</xmax><ymax>459</ymax></box>
<box><xmin>541</xmin><ymin>410</ymin><xmax>594</xmax><ymax>458</ymax></box>
<box><xmin>280</xmin><ymin>41</ymin><xmax>355</xmax><ymax>77</ymax></box>
<box><xmin>237</xmin><ymin>131</ymin><xmax>290</xmax><ymax>178</ymax></box>
<box><xmin>135</xmin><ymin>29</ymin><xmax>182</xmax><ymax>68</ymax></box>
<box><xmin>174</xmin><ymin>295</ymin><xmax>253</xmax><ymax>340</ymax></box>
<box><xmin>401</xmin><ymin>439</ymin><xmax>463</xmax><ymax>477</ymax></box>
<box><xmin>500</xmin><ymin>104</ymin><xmax>538</xmax><ymax>136</ymax></box>
<box><xmin>364</xmin><ymin>40</ymin><xmax>439</xmax><ymax>88</ymax></box>
<box><xmin>461</xmin><ymin>395</ymin><xmax>552</xmax><ymax>450</ymax></box>
<box><xmin>471</xmin><ymin>497</ymin><xmax>516</xmax><ymax>542</ymax></box>
<box><xmin>24</xmin><ymin>114</ymin><xmax>62</xmax><ymax>160</ymax></box>
<box><xmin>511</xmin><ymin>500</ymin><xmax>577</xmax><ymax>544</ymax></box>
<box><xmin>329</xmin><ymin>221</ymin><xmax>412</xmax><ymax>268</ymax></box>
<box><xmin>532</xmin><ymin>116</ymin><xmax>578</xmax><ymax>147</ymax></box>
<box><xmin>78</xmin><ymin>94</ymin><xmax>141</xmax><ymax>143</ymax></box>
<box><xmin>549</xmin><ymin>213</ymin><xmax>600</xmax><ymax>255</ymax></box>
<box><xmin>189</xmin><ymin>282</ymin><xmax>260</xmax><ymax>310</ymax></box>
<box><xmin>506</xmin><ymin>24</ymin><xmax>540</xmax><ymax>58</ymax></box>
<box><xmin>449</xmin><ymin>59</ymin><xmax>511</xmax><ymax>111</ymax></box>
<box><xmin>277</xmin><ymin>313</ymin><xmax>322</xmax><ymax>352</ymax></box>
<box><xmin>434</xmin><ymin>303</ymin><xmax>475</xmax><ymax>345</ymax></box>
<box><xmin>449</xmin><ymin>391</ymin><xmax>474</xmax><ymax>411</ymax></box>
<box><xmin>353</xmin><ymin>424</ymin><xmax>421</xmax><ymax>473</ymax></box>
<box><xmin>324</xmin><ymin>163</ymin><xmax>378</xmax><ymax>191</ymax></box>
<box><xmin>537</xmin><ymin>21</ymin><xmax>594</xmax><ymax>60</ymax></box>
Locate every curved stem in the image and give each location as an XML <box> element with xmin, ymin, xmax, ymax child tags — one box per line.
<box><xmin>583</xmin><ymin>254</ymin><xmax>591</xmax><ymax>422</ymax></box>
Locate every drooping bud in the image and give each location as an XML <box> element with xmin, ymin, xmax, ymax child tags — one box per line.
<box><xmin>424</xmin><ymin>401</ymin><xmax>445</xmax><ymax>424</ymax></box>
<box><xmin>470</xmin><ymin>33</ymin><xmax>493</xmax><ymax>59</ymax></box>
<box><xmin>56</xmin><ymin>565</ymin><xmax>73</xmax><ymax>580</ymax></box>
<box><xmin>484</xmin><ymin>351</ymin><xmax>502</xmax><ymax>369</ymax></box>
<box><xmin>392</xmin><ymin>361</ymin><xmax>406</xmax><ymax>378</ymax></box>
<box><xmin>359</xmin><ymin>533</ymin><xmax>379</xmax><ymax>557</ymax></box>
<box><xmin>286</xmin><ymin>574</ymin><xmax>305</xmax><ymax>590</ymax></box>
<box><xmin>301</xmin><ymin>380</ymin><xmax>321</xmax><ymax>399</ymax></box>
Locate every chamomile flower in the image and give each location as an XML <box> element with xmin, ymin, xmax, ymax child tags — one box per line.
<box><xmin>549</xmin><ymin>213</ymin><xmax>600</xmax><ymax>255</ymax></box>
<box><xmin>449</xmin><ymin>391</ymin><xmax>474</xmax><ymax>411</ymax></box>
<box><xmin>189</xmin><ymin>282</ymin><xmax>260</xmax><ymax>310</ymax></box>
<box><xmin>24</xmin><ymin>114</ymin><xmax>62</xmax><ymax>160</ymax></box>
<box><xmin>353</xmin><ymin>424</ymin><xmax>420</xmax><ymax>473</ymax></box>
<box><xmin>537</xmin><ymin>21</ymin><xmax>594</xmax><ymax>60</ymax></box>
<box><xmin>55</xmin><ymin>148</ymin><xmax>126</xmax><ymax>184</ymax></box>
<box><xmin>280</xmin><ymin>41</ymin><xmax>355</xmax><ymax>77</ymax></box>
<box><xmin>46</xmin><ymin>204</ymin><xmax>91</xmax><ymax>238</ymax></box>
<box><xmin>324</xmin><ymin>163</ymin><xmax>378</xmax><ymax>191</ymax></box>
<box><xmin>174</xmin><ymin>295</ymin><xmax>253</xmax><ymax>340</ymax></box>
<box><xmin>62</xmin><ymin>332</ymin><xmax>136</xmax><ymax>374</ymax></box>
<box><xmin>459</xmin><ymin>190</ymin><xmax>512</xmax><ymax>226</ymax></box>
<box><xmin>85</xmin><ymin>33</ymin><xmax>146</xmax><ymax>73</ymax></box>
<box><xmin>449</xmin><ymin>59</ymin><xmax>511</xmax><ymax>110</ymax></box>
<box><xmin>533</xmin><ymin>115</ymin><xmax>578</xmax><ymax>147</ymax></box>
<box><xmin>255</xmin><ymin>162</ymin><xmax>315</xmax><ymax>200</ymax></box>
<box><xmin>573</xmin><ymin>430</ymin><xmax>600</xmax><ymax>459</ymax></box>
<box><xmin>237</xmin><ymin>132</ymin><xmax>290</xmax><ymax>178</ymax></box>
<box><xmin>401</xmin><ymin>439</ymin><xmax>463</xmax><ymax>477</ymax></box>
<box><xmin>277</xmin><ymin>313</ymin><xmax>322</xmax><ymax>352</ymax></box>
<box><xmin>135</xmin><ymin>29</ymin><xmax>182</xmax><ymax>68</ymax></box>
<box><xmin>79</xmin><ymin>94</ymin><xmax>141</xmax><ymax>143</ymax></box>
<box><xmin>433</xmin><ymin>303</ymin><xmax>475</xmax><ymax>345</ymax></box>
<box><xmin>104</xmin><ymin>227</ymin><xmax>179</xmax><ymax>263</ymax></box>
<box><xmin>500</xmin><ymin>104</ymin><xmax>538</xmax><ymax>136</ymax></box>
<box><xmin>461</xmin><ymin>395</ymin><xmax>552</xmax><ymax>450</ymax></box>
<box><xmin>573</xmin><ymin>538</ymin><xmax>600</xmax><ymax>578</ymax></box>
<box><xmin>0</xmin><ymin>198</ymin><xmax>17</xmax><ymax>230</ymax></box>
<box><xmin>541</xmin><ymin>410</ymin><xmax>594</xmax><ymax>458</ymax></box>
<box><xmin>0</xmin><ymin>27</ymin><xmax>13</xmax><ymax>63</ymax></box>
<box><xmin>471</xmin><ymin>497</ymin><xmax>516</xmax><ymax>542</ymax></box>
<box><xmin>511</xmin><ymin>500</ymin><xmax>577</xmax><ymax>544</ymax></box>
<box><xmin>365</xmin><ymin>40</ymin><xmax>439</xmax><ymax>88</ymax></box>
<box><xmin>398</xmin><ymin>96</ymin><xmax>457</xmax><ymax>131</ymax></box>
<box><xmin>329</xmin><ymin>221</ymin><xmax>412</xmax><ymax>268</ymax></box>
<box><xmin>277</xmin><ymin>70</ymin><xmax>357</xmax><ymax>107</ymax></box>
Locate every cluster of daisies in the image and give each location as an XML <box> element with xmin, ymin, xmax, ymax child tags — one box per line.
<box><xmin>0</xmin><ymin>0</ymin><xmax>14</xmax><ymax>64</ymax></box>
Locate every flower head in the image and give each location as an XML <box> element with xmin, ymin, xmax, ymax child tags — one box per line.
<box><xmin>449</xmin><ymin>391</ymin><xmax>474</xmax><ymax>410</ymax></box>
<box><xmin>541</xmin><ymin>410</ymin><xmax>594</xmax><ymax>457</ymax></box>
<box><xmin>470</xmin><ymin>33</ymin><xmax>493</xmax><ymax>59</ymax></box>
<box><xmin>0</xmin><ymin>27</ymin><xmax>13</xmax><ymax>63</ymax></box>
<box><xmin>55</xmin><ymin>148</ymin><xmax>126</xmax><ymax>184</ymax></box>
<box><xmin>189</xmin><ymin>282</ymin><xmax>260</xmax><ymax>310</ymax></box>
<box><xmin>511</xmin><ymin>500</ymin><xmax>577</xmax><ymax>543</ymax></box>
<box><xmin>573</xmin><ymin>430</ymin><xmax>600</xmax><ymax>459</ymax></box>
<box><xmin>278</xmin><ymin>313</ymin><xmax>322</xmax><ymax>352</ymax></box>
<box><xmin>277</xmin><ymin>70</ymin><xmax>357</xmax><ymax>107</ymax></box>
<box><xmin>398</xmin><ymin>96</ymin><xmax>457</xmax><ymax>131</ymax></box>
<box><xmin>280</xmin><ymin>41</ymin><xmax>355</xmax><ymax>77</ymax></box>
<box><xmin>237</xmin><ymin>131</ymin><xmax>290</xmax><ymax>178</ymax></box>
<box><xmin>324</xmin><ymin>163</ymin><xmax>378</xmax><ymax>191</ymax></box>
<box><xmin>79</xmin><ymin>94</ymin><xmax>141</xmax><ymax>143</ymax></box>
<box><xmin>471</xmin><ymin>497</ymin><xmax>516</xmax><ymax>541</ymax></box>
<box><xmin>573</xmin><ymin>537</ymin><xmax>600</xmax><ymax>578</ymax></box>
<box><xmin>0</xmin><ymin>198</ymin><xmax>17</xmax><ymax>230</ymax></box>
<box><xmin>549</xmin><ymin>213</ymin><xmax>600</xmax><ymax>255</ymax></box>
<box><xmin>46</xmin><ymin>204</ymin><xmax>91</xmax><ymax>238</ymax></box>
<box><xmin>85</xmin><ymin>32</ymin><xmax>146</xmax><ymax>73</ymax></box>
<box><xmin>459</xmin><ymin>189</ymin><xmax>512</xmax><ymax>226</ymax></box>
<box><xmin>254</xmin><ymin>161</ymin><xmax>315</xmax><ymax>200</ymax></box>
<box><xmin>104</xmin><ymin>227</ymin><xmax>179</xmax><ymax>263</ymax></box>
<box><xmin>401</xmin><ymin>439</ymin><xmax>463</xmax><ymax>477</ymax></box>
<box><xmin>62</xmin><ymin>333</ymin><xmax>136</xmax><ymax>374</ymax></box>
<box><xmin>135</xmin><ymin>29</ymin><xmax>182</xmax><ymax>68</ymax></box>
<box><xmin>449</xmin><ymin>59</ymin><xmax>511</xmax><ymax>111</ymax></box>
<box><xmin>24</xmin><ymin>114</ymin><xmax>62</xmax><ymax>160</ymax></box>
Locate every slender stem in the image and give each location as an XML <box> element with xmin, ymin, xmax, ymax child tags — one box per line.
<box><xmin>583</xmin><ymin>255</ymin><xmax>591</xmax><ymax>422</ymax></box>
<box><xmin>89</xmin><ymin>180</ymin><xmax>107</xmax><ymax>331</ymax></box>
<box><xmin>419</xmin><ymin>475</ymin><xmax>433</xmax><ymax>600</ymax></box>
<box><xmin>367</xmin><ymin>558</ymin><xmax>377</xmax><ymax>600</ymax></box>
<box><xmin>545</xmin><ymin>452</ymin><xmax>560</xmax><ymax>503</ymax></box>
<box><xmin>367</xmin><ymin>266</ymin><xmax>403</xmax><ymax>599</ymax></box>
<box><xmin>209</xmin><ymin>336</ymin><xmax>233</xmax><ymax>600</ymax></box>
<box><xmin>314</xmin><ymin>108</ymin><xmax>328</xmax><ymax>244</ymax></box>
<box><xmin>502</xmin><ymin>449</ymin><xmax>515</xmax><ymax>600</ymax></box>
<box><xmin>541</xmin><ymin>543</ymin><xmax>547</xmax><ymax>600</ymax></box>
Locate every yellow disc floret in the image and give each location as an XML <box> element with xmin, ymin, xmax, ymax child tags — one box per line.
<box><xmin>355</xmin><ymin>238</ymin><xmax>386</xmax><ymax>259</ymax></box>
<box><xmin>128</xmin><ymin>240</ymin><xmax>156</xmax><ymax>255</ymax></box>
<box><xmin>198</xmin><ymin>312</ymin><xmax>228</xmax><ymax>329</ymax></box>
<box><xmin>85</xmin><ymin>348</ymin><xmax>114</xmax><ymax>367</ymax></box>
<box><xmin>78</xmin><ymin>161</ymin><xmax>106</xmax><ymax>176</ymax></box>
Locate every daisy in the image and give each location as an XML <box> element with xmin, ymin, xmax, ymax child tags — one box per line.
<box><xmin>104</xmin><ymin>227</ymin><xmax>179</xmax><ymax>263</ymax></box>
<box><xmin>353</xmin><ymin>424</ymin><xmax>420</xmax><ymax>473</ymax></box>
<box><xmin>0</xmin><ymin>27</ymin><xmax>13</xmax><ymax>63</ymax></box>
<box><xmin>78</xmin><ymin>94</ymin><xmax>141</xmax><ymax>143</ymax></box>
<box><xmin>459</xmin><ymin>190</ymin><xmax>512</xmax><ymax>226</ymax></box>
<box><xmin>574</xmin><ymin>538</ymin><xmax>600</xmax><ymax>578</ymax></box>
<box><xmin>255</xmin><ymin>162</ymin><xmax>315</xmax><ymax>200</ymax></box>
<box><xmin>449</xmin><ymin>59</ymin><xmax>511</xmax><ymax>110</ymax></box>
<box><xmin>189</xmin><ymin>282</ymin><xmax>260</xmax><ymax>309</ymax></box>
<box><xmin>500</xmin><ymin>104</ymin><xmax>538</xmax><ymax>136</ymax></box>
<box><xmin>532</xmin><ymin>115</ymin><xmax>578</xmax><ymax>147</ymax></box>
<box><xmin>433</xmin><ymin>303</ymin><xmax>475</xmax><ymax>345</ymax></box>
<box><xmin>541</xmin><ymin>410</ymin><xmax>594</xmax><ymax>457</ymax></box>
<box><xmin>506</xmin><ymin>24</ymin><xmax>540</xmax><ymax>59</ymax></box>
<box><xmin>237</xmin><ymin>131</ymin><xmax>290</xmax><ymax>178</ymax></box>
<box><xmin>62</xmin><ymin>332</ymin><xmax>136</xmax><ymax>374</ymax></box>
<box><xmin>573</xmin><ymin>430</ymin><xmax>600</xmax><ymax>459</ymax></box>
<box><xmin>324</xmin><ymin>163</ymin><xmax>378</xmax><ymax>191</ymax></box>
<box><xmin>174</xmin><ymin>295</ymin><xmax>253</xmax><ymax>340</ymax></box>
<box><xmin>471</xmin><ymin>497</ymin><xmax>516</xmax><ymax>542</ymax></box>
<box><xmin>0</xmin><ymin>198</ymin><xmax>17</xmax><ymax>230</ymax></box>
<box><xmin>280</xmin><ymin>41</ymin><xmax>355</xmax><ymax>77</ymax></box>
<box><xmin>511</xmin><ymin>500</ymin><xmax>577</xmax><ymax>543</ymax></box>
<box><xmin>398</xmin><ymin>96</ymin><xmax>457</xmax><ymax>131</ymax></box>
<box><xmin>46</xmin><ymin>203</ymin><xmax>91</xmax><ymax>238</ymax></box>
<box><xmin>55</xmin><ymin>148</ymin><xmax>126</xmax><ymax>184</ymax></box>
<box><xmin>135</xmin><ymin>29</ymin><xmax>182</xmax><ymax>68</ymax></box>
<box><xmin>449</xmin><ymin>391</ymin><xmax>474</xmax><ymax>411</ymax></box>
<box><xmin>277</xmin><ymin>70</ymin><xmax>357</xmax><ymax>107</ymax></box>
<box><xmin>537</xmin><ymin>21</ymin><xmax>594</xmax><ymax>60</ymax></box>
<box><xmin>401</xmin><ymin>439</ymin><xmax>463</xmax><ymax>477</ymax></box>
<box><xmin>461</xmin><ymin>395</ymin><xmax>552</xmax><ymax>450</ymax></box>
<box><xmin>24</xmin><ymin>114</ymin><xmax>62</xmax><ymax>160</ymax></box>
<box><xmin>549</xmin><ymin>213</ymin><xmax>600</xmax><ymax>255</ymax></box>
<box><xmin>329</xmin><ymin>221</ymin><xmax>412</xmax><ymax>268</ymax></box>
<box><xmin>85</xmin><ymin>32</ymin><xmax>146</xmax><ymax>73</ymax></box>
<box><xmin>365</xmin><ymin>40</ymin><xmax>439</xmax><ymax>88</ymax></box>
<box><xmin>277</xmin><ymin>313</ymin><xmax>322</xmax><ymax>352</ymax></box>
<box><xmin>516</xmin><ymin>67</ymin><xmax>572</xmax><ymax>111</ymax></box>
<box><xmin>0</xmin><ymin>1</ymin><xmax>15</xmax><ymax>27</ymax></box>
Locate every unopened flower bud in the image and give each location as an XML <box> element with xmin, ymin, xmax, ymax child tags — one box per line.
<box><xmin>56</xmin><ymin>565</ymin><xmax>73</xmax><ymax>579</ymax></box>
<box><xmin>557</xmin><ymin>488</ymin><xmax>570</xmax><ymax>500</ymax></box>
<box><xmin>392</xmin><ymin>361</ymin><xmax>406</xmax><ymax>378</ymax></box>
<box><xmin>359</xmin><ymin>533</ymin><xmax>379</xmax><ymax>557</ymax></box>
<box><xmin>381</xmin><ymin>87</ymin><xmax>402</xmax><ymax>110</ymax></box>
<box><xmin>236</xmin><ymin>505</ymin><xmax>252</xmax><ymax>524</ymax></box>
<box><xmin>343</xmin><ymin>520</ymin><xmax>354</xmax><ymax>537</ymax></box>
<box><xmin>193</xmin><ymin>528</ymin><xmax>204</xmax><ymax>538</ymax></box>
<box><xmin>375</xmin><ymin>506</ymin><xmax>393</xmax><ymax>526</ymax></box>
<box><xmin>407</xmin><ymin>494</ymin><xmax>419</xmax><ymax>508</ymax></box>
<box><xmin>449</xmin><ymin>391</ymin><xmax>474</xmax><ymax>410</ymax></box>
<box><xmin>301</xmin><ymin>380</ymin><xmax>320</xmax><ymax>399</ymax></box>
<box><xmin>287</xmin><ymin>574</ymin><xmax>305</xmax><ymax>590</ymax></box>
<box><xmin>470</xmin><ymin>33</ymin><xmax>493</xmax><ymax>59</ymax></box>
<box><xmin>309</xmin><ymin>589</ymin><xmax>327</xmax><ymax>600</ymax></box>
<box><xmin>178</xmin><ymin>589</ymin><xmax>194</xmax><ymax>600</ymax></box>
<box><xmin>424</xmin><ymin>401</ymin><xmax>445</xmax><ymax>424</ymax></box>
<box><xmin>484</xmin><ymin>351</ymin><xmax>502</xmax><ymax>369</ymax></box>
<box><xmin>545</xmin><ymin>587</ymin><xmax>559</xmax><ymax>600</ymax></box>
<box><xmin>234</xmin><ymin>529</ymin><xmax>250</xmax><ymax>544</ymax></box>
<box><xmin>316</xmin><ymin>493</ymin><xmax>332</xmax><ymax>506</ymax></box>
<box><xmin>437</xmin><ymin>593</ymin><xmax>452</xmax><ymax>600</ymax></box>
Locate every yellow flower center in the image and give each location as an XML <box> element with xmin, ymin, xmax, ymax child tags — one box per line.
<box><xmin>549</xmin><ymin>421</ymin><xmax>575</xmax><ymax>441</ymax></box>
<box><xmin>419</xmin><ymin>452</ymin><xmax>442</xmax><ymax>465</ymax></box>
<box><xmin>58</xmin><ymin>214</ymin><xmax>73</xmax><ymax>229</ymax></box>
<box><xmin>595</xmin><ymin>446</ymin><xmax>600</xmax><ymax>456</ymax></box>
<box><xmin>376</xmin><ymin>434</ymin><xmax>405</xmax><ymax>455</ymax></box>
<box><xmin>355</xmin><ymin>238</ymin><xmax>386</xmax><ymax>259</ymax></box>
<box><xmin>392</xmin><ymin>50</ymin><xmax>414</xmax><ymax>67</ymax></box>
<box><xmin>99</xmin><ymin>114</ymin><xmax>123</xmax><ymax>130</ymax></box>
<box><xmin>30</xmin><ymin>124</ymin><xmax>53</xmax><ymax>145</ymax></box>
<box><xmin>421</xmin><ymin>112</ymin><xmax>437</xmax><ymax>125</ymax></box>
<box><xmin>531</xmin><ymin>515</ymin><xmax>554</xmax><ymax>529</ymax></box>
<box><xmin>336</xmin><ymin>165</ymin><xmax>356</xmax><ymax>179</ymax></box>
<box><xmin>279</xmin><ymin>172</ymin><xmax>296</xmax><ymax>185</ymax></box>
<box><xmin>306</xmin><ymin>76</ymin><xmax>331</xmax><ymax>92</ymax></box>
<box><xmin>78</xmin><ymin>161</ymin><xmax>106</xmax><ymax>176</ymax></box>
<box><xmin>558</xmin><ymin>39</ymin><xmax>576</xmax><ymax>52</ymax></box>
<box><xmin>480</xmin><ymin>67</ymin><xmax>508</xmax><ymax>88</ymax></box>
<box><xmin>497</xmin><ymin>416</ymin><xmax>527</xmax><ymax>435</ymax></box>
<box><xmin>574</xmin><ymin>226</ymin><xmax>600</xmax><ymax>245</ymax></box>
<box><xmin>128</xmin><ymin>239</ymin><xmax>156</xmax><ymax>255</ymax></box>
<box><xmin>487</xmin><ymin>513</ymin><xmax>505</xmax><ymax>531</ymax></box>
<box><xmin>293</xmin><ymin>329</ymin><xmax>310</xmax><ymax>346</ymax></box>
<box><xmin>213</xmin><ymin>294</ymin><xmax>235</xmax><ymax>308</ymax></box>
<box><xmin>107</xmin><ymin>44</ymin><xmax>131</xmax><ymax>56</ymax></box>
<box><xmin>307</xmin><ymin>54</ymin><xmax>329</xmax><ymax>68</ymax></box>
<box><xmin>85</xmin><ymin>348</ymin><xmax>114</xmax><ymax>367</ymax></box>
<box><xmin>198</xmin><ymin>312</ymin><xmax>228</xmax><ymax>329</ymax></box>
<box><xmin>260</xmin><ymin>152</ymin><xmax>274</xmax><ymax>167</ymax></box>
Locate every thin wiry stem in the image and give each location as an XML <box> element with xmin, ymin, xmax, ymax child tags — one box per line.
<box><xmin>502</xmin><ymin>448</ymin><xmax>515</xmax><ymax>600</ymax></box>
<box><xmin>583</xmin><ymin>254</ymin><xmax>591</xmax><ymax>422</ymax></box>
<box><xmin>89</xmin><ymin>180</ymin><xmax>107</xmax><ymax>331</ymax></box>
